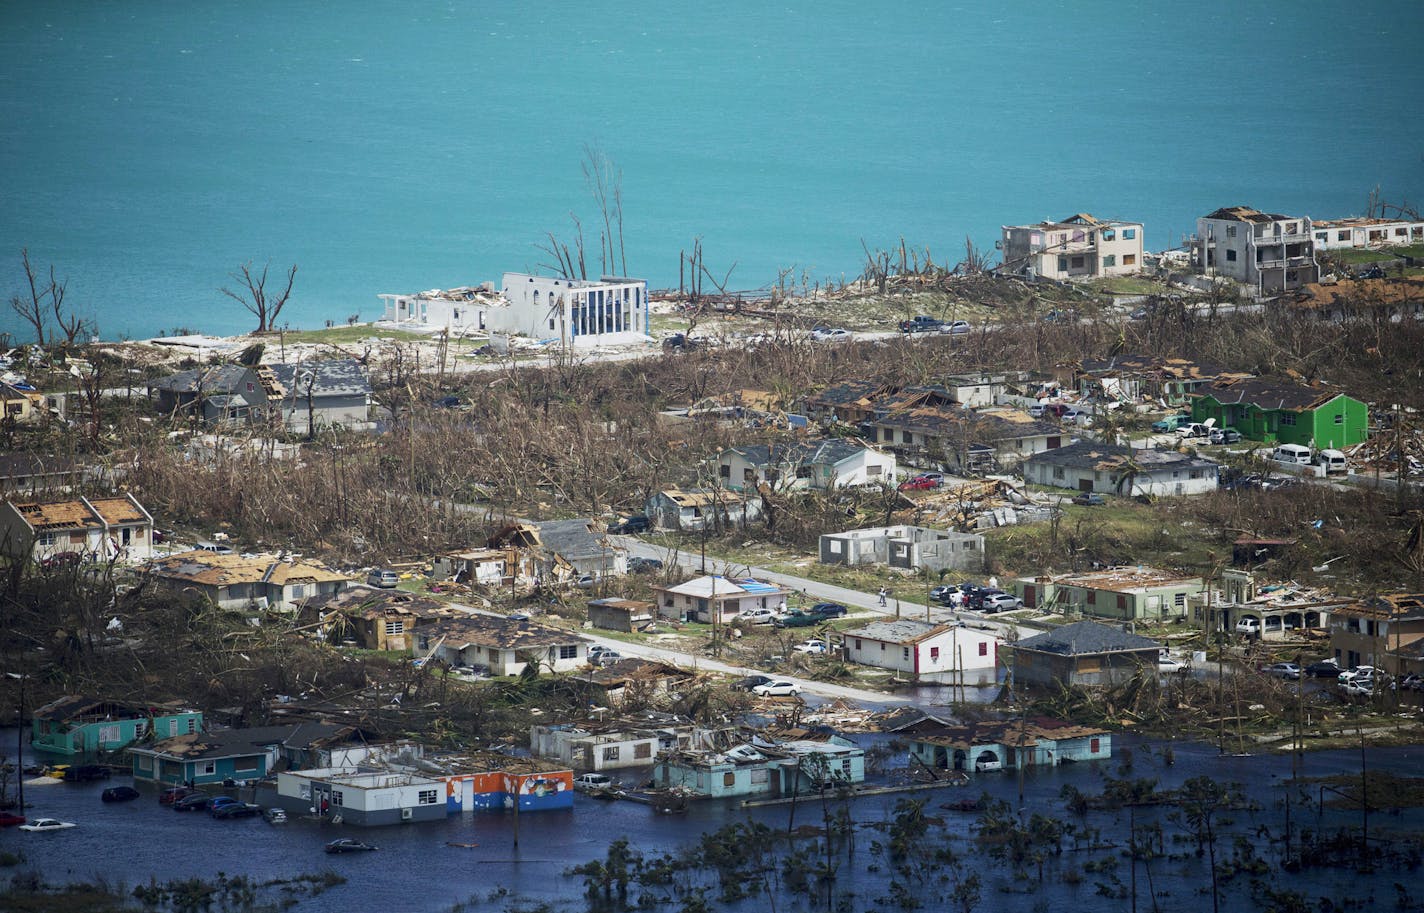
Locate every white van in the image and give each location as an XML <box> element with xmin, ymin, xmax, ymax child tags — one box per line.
<box><xmin>1314</xmin><ymin>448</ymin><xmax>1348</xmax><ymax>475</ymax></box>
<box><xmin>1271</xmin><ymin>443</ymin><xmax>1312</xmax><ymax>466</ymax></box>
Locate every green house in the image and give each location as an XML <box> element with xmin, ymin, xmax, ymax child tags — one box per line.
<box><xmin>30</xmin><ymin>696</ymin><xmax>202</xmax><ymax>759</ymax></box>
<box><xmin>1190</xmin><ymin>379</ymin><xmax>1367</xmax><ymax>450</ymax></box>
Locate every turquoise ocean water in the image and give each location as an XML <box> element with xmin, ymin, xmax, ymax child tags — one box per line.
<box><xmin>2</xmin><ymin>1</ymin><xmax>1422</xmax><ymax>340</ymax></box>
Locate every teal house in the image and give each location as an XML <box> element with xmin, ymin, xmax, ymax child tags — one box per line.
<box><xmin>1190</xmin><ymin>378</ymin><xmax>1367</xmax><ymax>450</ymax></box>
<box><xmin>654</xmin><ymin>738</ymin><xmax>865</xmax><ymax>799</ymax></box>
<box><xmin>907</xmin><ymin>717</ymin><xmax>1111</xmax><ymax>775</ymax></box>
<box><xmin>129</xmin><ymin>722</ymin><xmax>349</xmax><ymax>786</ymax></box>
<box><xmin>31</xmin><ymin>696</ymin><xmax>202</xmax><ymax>759</ymax></box>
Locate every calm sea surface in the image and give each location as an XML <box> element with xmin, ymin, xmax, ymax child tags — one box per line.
<box><xmin>2</xmin><ymin>1</ymin><xmax>1422</xmax><ymax>339</ymax></box>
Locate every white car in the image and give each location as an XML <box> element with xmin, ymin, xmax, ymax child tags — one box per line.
<box><xmin>751</xmin><ymin>680</ymin><xmax>802</xmax><ymax>697</ymax></box>
<box><xmin>810</xmin><ymin>327</ymin><xmax>853</xmax><ymax>343</ymax></box>
<box><xmin>941</xmin><ymin>320</ymin><xmax>971</xmax><ymax>335</ymax></box>
<box><xmin>1337</xmin><ymin>665</ymin><xmax>1377</xmax><ymax>683</ymax></box>
<box><xmin>793</xmin><ymin>639</ymin><xmax>829</xmax><ymax>655</ymax></box>
<box><xmin>739</xmin><ymin>608</ymin><xmax>777</xmax><ymax>625</ymax></box>
<box><xmin>1158</xmin><ymin>655</ymin><xmax>1184</xmax><ymax>673</ymax></box>
<box><xmin>573</xmin><ymin>773</ymin><xmax>615</xmax><ymax>791</ymax></box>
<box><xmin>18</xmin><ymin>818</ymin><xmax>76</xmax><ymax>832</ymax></box>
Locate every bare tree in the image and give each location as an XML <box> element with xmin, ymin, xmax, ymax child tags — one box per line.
<box><xmin>7</xmin><ymin>248</ymin><xmax>88</xmax><ymax>346</ymax></box>
<box><xmin>220</xmin><ymin>261</ymin><xmax>297</xmax><ymax>334</ymax></box>
<box><xmin>582</xmin><ymin>144</ymin><xmax>626</xmax><ymax>277</ymax></box>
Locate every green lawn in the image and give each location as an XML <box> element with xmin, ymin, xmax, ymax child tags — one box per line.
<box><xmin>1084</xmin><ymin>276</ymin><xmax>1168</xmax><ymax>296</ymax></box>
<box><xmin>279</xmin><ymin>325</ymin><xmax>434</xmax><ymax>344</ymax></box>
<box><xmin>1322</xmin><ymin>248</ymin><xmax>1404</xmax><ymax>265</ymax></box>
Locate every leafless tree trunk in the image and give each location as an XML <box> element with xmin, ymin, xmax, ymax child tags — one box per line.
<box><xmin>220</xmin><ymin>261</ymin><xmax>297</xmax><ymax>334</ymax></box>
<box><xmin>9</xmin><ymin>248</ymin><xmax>62</xmax><ymax>346</ymax></box>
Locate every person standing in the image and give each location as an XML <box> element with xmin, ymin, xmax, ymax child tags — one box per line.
<box><xmin>878</xmin><ymin>586</ymin><xmax>888</xmax><ymax>606</ymax></box>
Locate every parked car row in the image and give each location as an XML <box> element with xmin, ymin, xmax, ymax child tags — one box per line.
<box><xmin>930</xmin><ymin>583</ymin><xmax>1021</xmax><ymax>613</ymax></box>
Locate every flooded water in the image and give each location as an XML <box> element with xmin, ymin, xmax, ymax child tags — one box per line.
<box><xmin>4</xmin><ymin>730</ymin><xmax>1422</xmax><ymax>912</ymax></box>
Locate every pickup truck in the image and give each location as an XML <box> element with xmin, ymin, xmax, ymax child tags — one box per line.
<box><xmin>898</xmin><ymin>315</ymin><xmax>945</xmax><ymax>334</ymax></box>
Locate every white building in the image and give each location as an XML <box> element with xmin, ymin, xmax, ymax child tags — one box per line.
<box><xmin>499</xmin><ymin>273</ymin><xmax>649</xmax><ymax>347</ymax></box>
<box><xmin>378</xmin><ymin>285</ymin><xmax>502</xmax><ymax>335</ymax></box>
<box><xmin>1000</xmin><ymin>213</ymin><xmax>1144</xmax><ymax>280</ymax></box>
<box><xmin>843</xmin><ymin>618</ymin><xmax>999</xmax><ymax>684</ymax></box>
<box><xmin>819</xmin><ymin>525</ymin><xmax>984</xmax><ymax>573</ymax></box>
<box><xmin>1193</xmin><ymin>205</ymin><xmax>1320</xmax><ymax>296</ymax></box>
<box><xmin>275</xmin><ymin>767</ymin><xmax>447</xmax><ymax>827</ymax></box>
<box><xmin>1309</xmin><ymin>216</ymin><xmax>1424</xmax><ymax>251</ymax></box>
<box><xmin>717</xmin><ymin>438</ymin><xmax>896</xmax><ymax>492</ymax></box>
<box><xmin>652</xmin><ymin>575</ymin><xmax>791</xmax><ymax>624</ymax></box>
<box><xmin>531</xmin><ymin>721</ymin><xmax>692</xmax><ymax>772</ymax></box>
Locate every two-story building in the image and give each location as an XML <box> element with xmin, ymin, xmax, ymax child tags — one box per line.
<box><xmin>1000</xmin><ymin>213</ymin><xmax>1144</xmax><ymax>280</ymax></box>
<box><xmin>499</xmin><ymin>273</ymin><xmax>650</xmax><ymax>347</ymax></box>
<box><xmin>1329</xmin><ymin>593</ymin><xmax>1424</xmax><ymax>674</ymax></box>
<box><xmin>1193</xmin><ymin>205</ymin><xmax>1320</xmax><ymax>296</ymax></box>
<box><xmin>867</xmin><ymin>407</ymin><xmax>1064</xmax><ymax>474</ymax></box>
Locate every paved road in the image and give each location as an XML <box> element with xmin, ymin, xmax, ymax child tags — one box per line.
<box><xmin>618</xmin><ymin>536</ymin><xmax>1016</xmax><ymax>639</ymax></box>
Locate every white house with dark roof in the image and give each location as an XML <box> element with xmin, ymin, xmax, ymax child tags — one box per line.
<box><xmin>1022</xmin><ymin>440</ymin><xmax>1219</xmax><ymax>497</ymax></box>
<box><xmin>1012</xmin><ymin>621</ymin><xmax>1163</xmax><ymax>688</ymax></box>
<box><xmin>717</xmin><ymin>438</ymin><xmax>896</xmax><ymax>492</ymax></box>
<box><xmin>844</xmin><ymin>618</ymin><xmax>999</xmax><ymax>684</ymax></box>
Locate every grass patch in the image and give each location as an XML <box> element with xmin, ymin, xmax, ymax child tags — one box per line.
<box><xmin>280</xmin><ymin>325</ymin><xmax>434</xmax><ymax>344</ymax></box>
<box><xmin>1320</xmin><ymin>248</ymin><xmax>1404</xmax><ymax>265</ymax></box>
<box><xmin>1084</xmin><ymin>276</ymin><xmax>1168</xmax><ymax>296</ymax></box>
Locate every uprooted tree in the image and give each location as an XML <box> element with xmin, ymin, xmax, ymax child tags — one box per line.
<box><xmin>220</xmin><ymin>260</ymin><xmax>298</xmax><ymax>334</ymax></box>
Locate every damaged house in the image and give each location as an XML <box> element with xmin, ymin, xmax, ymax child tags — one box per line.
<box><xmin>531</xmin><ymin>713</ymin><xmax>696</xmax><ymax>771</ymax></box>
<box><xmin>488</xmin><ymin>518</ymin><xmax>626</xmax><ymax>585</ymax></box>
<box><xmin>30</xmin><ymin>696</ymin><xmax>202</xmax><ymax>759</ymax></box>
<box><xmin>654</xmin><ymin>735</ymin><xmax>865</xmax><ymax>799</ymax></box>
<box><xmin>147</xmin><ymin>550</ymin><xmax>353</xmax><ymax>611</ymax></box>
<box><xmin>151</xmin><ymin>359</ymin><xmax>370</xmax><ymax>431</ymax></box>
<box><xmin>1014</xmin><ymin>567</ymin><xmax>1203</xmax><ymax>620</ymax></box>
<box><xmin>1010</xmin><ymin>621</ymin><xmax>1163</xmax><ymax>688</ymax></box>
<box><xmin>644</xmin><ymin>487</ymin><xmax>763</xmax><ymax>531</ymax></box>
<box><xmin>867</xmin><ymin>405</ymin><xmax>1064</xmax><ymax>474</ymax></box>
<box><xmin>819</xmin><ymin>524</ymin><xmax>984</xmax><ymax>573</ymax></box>
<box><xmin>1023</xmin><ymin>440</ymin><xmax>1220</xmax><ymax>497</ymax></box>
<box><xmin>653</xmin><ymin>575</ymin><xmax>791</xmax><ymax>624</ymax></box>
<box><xmin>302</xmin><ymin>586</ymin><xmax>452</xmax><ymax>651</ymax></box>
<box><xmin>908</xmin><ymin>717</ymin><xmax>1112</xmax><ymax>774</ymax></box>
<box><xmin>0</xmin><ymin>493</ymin><xmax>155</xmax><ymax>564</ymax></box>
<box><xmin>416</xmin><ymin>615</ymin><xmax>590</xmax><ymax>676</ymax></box>
<box><xmin>717</xmin><ymin>437</ymin><xmax>897</xmax><ymax>492</ymax></box>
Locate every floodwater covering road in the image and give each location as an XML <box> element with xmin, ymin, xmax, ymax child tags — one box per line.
<box><xmin>5</xmin><ymin>731</ymin><xmax>1423</xmax><ymax>912</ymax></box>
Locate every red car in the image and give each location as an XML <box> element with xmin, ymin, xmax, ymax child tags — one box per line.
<box><xmin>159</xmin><ymin>787</ymin><xmax>196</xmax><ymax>806</ymax></box>
<box><xmin>897</xmin><ymin>475</ymin><xmax>941</xmax><ymax>492</ymax></box>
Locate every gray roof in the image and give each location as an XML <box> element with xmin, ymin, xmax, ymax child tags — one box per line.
<box><xmin>139</xmin><ymin>722</ymin><xmax>351</xmax><ymax>761</ymax></box>
<box><xmin>1026</xmin><ymin>440</ymin><xmax>1218</xmax><ymax>473</ymax></box>
<box><xmin>1015</xmin><ymin>620</ymin><xmax>1161</xmax><ymax>656</ymax></box>
<box><xmin>536</xmin><ymin>518</ymin><xmax>611</xmax><ymax>563</ymax></box>
<box><xmin>269</xmin><ymin>359</ymin><xmax>371</xmax><ymax>398</ymax></box>
<box><xmin>152</xmin><ymin>364</ymin><xmax>256</xmax><ymax>395</ymax></box>
<box><xmin>845</xmin><ymin>617</ymin><xmax>948</xmax><ymax>644</ymax></box>
<box><xmin>728</xmin><ymin>437</ymin><xmax>873</xmax><ymax>469</ymax></box>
